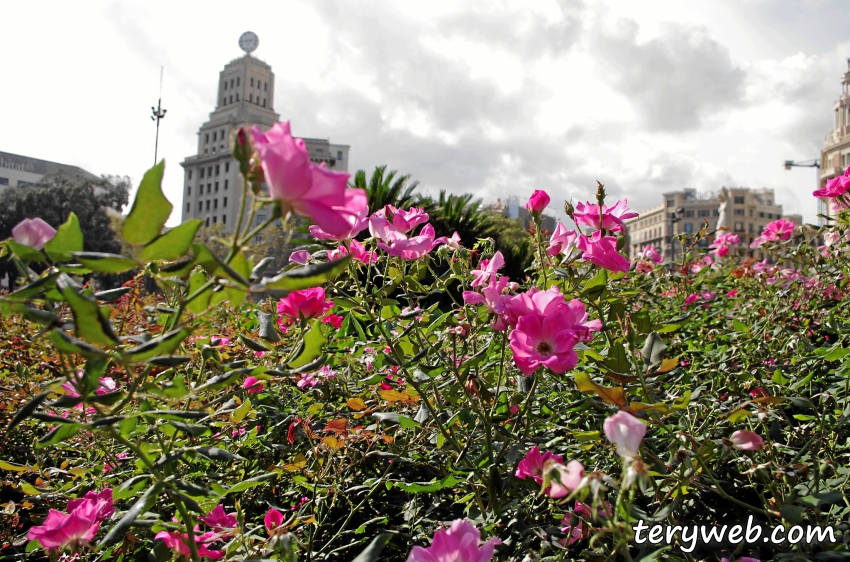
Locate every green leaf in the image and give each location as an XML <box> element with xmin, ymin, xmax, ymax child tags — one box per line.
<box><xmin>641</xmin><ymin>332</ymin><xmax>667</xmax><ymax>368</ymax></box>
<box><xmin>122</xmin><ymin>160</ymin><xmax>171</xmax><ymax>245</ymax></box>
<box><xmin>351</xmin><ymin>533</ymin><xmax>393</xmax><ymax>562</ymax></box>
<box><xmin>167</xmin><ymin>422</ymin><xmax>210</xmax><ymax>437</ymax></box>
<box><xmin>99</xmin><ymin>481</ymin><xmax>166</xmax><ymax>546</ymax></box>
<box><xmin>581</xmin><ymin>269</ymin><xmax>607</xmax><ymax>300</ymax></box>
<box><xmin>36</xmin><ymin>423</ymin><xmax>81</xmax><ymax>448</ymax></box>
<box><xmin>196</xmin><ymin>447</ymin><xmax>240</xmax><ymax>462</ymax></box>
<box><xmin>824</xmin><ymin>347</ymin><xmax>850</xmax><ymax>362</ymax></box>
<box><xmin>49</xmin><ymin>329</ymin><xmax>111</xmax><ymax>359</ymax></box>
<box><xmin>225</xmin><ymin>472</ymin><xmax>276</xmax><ymax>495</ymax></box>
<box><xmin>122</xmin><ymin>328</ymin><xmax>191</xmax><ymax>363</ymax></box>
<box><xmin>259</xmin><ymin>256</ymin><xmax>351</xmax><ymax>291</ymax></box>
<box><xmin>192</xmin><ymin>244</ymin><xmax>249</xmax><ymax>286</ymax></box>
<box><xmin>3</xmin><ymin>271</ymin><xmax>59</xmax><ymax>302</ymax></box>
<box><xmin>231</xmin><ymin>398</ymin><xmax>251</xmax><ymax>423</ymax></box>
<box><xmin>44</xmin><ymin>212</ymin><xmax>83</xmax><ymax>262</ymax></box>
<box><xmin>239</xmin><ymin>334</ymin><xmax>272</xmax><ymax>352</ymax></box>
<box><xmin>185</xmin><ymin>269</ymin><xmax>213</xmax><ymax>315</ymax></box>
<box><xmin>796</xmin><ymin>490</ymin><xmax>844</xmax><ymax>508</ymax></box>
<box><xmin>395</xmin><ymin>474</ymin><xmax>460</xmax><ymax>493</ymax></box>
<box><xmin>6</xmin><ymin>240</ymin><xmax>46</xmax><ymax>263</ymax></box>
<box><xmin>72</xmin><ymin>252</ymin><xmax>139</xmax><ymax>274</ymax></box>
<box><xmin>140</xmin><ymin>219</ymin><xmax>203</xmax><ymax>262</ymax></box>
<box><xmin>6</xmin><ymin>390</ymin><xmax>51</xmax><ymax>433</ymax></box>
<box><xmin>603</xmin><ymin>343</ymin><xmax>630</xmax><ymax>373</ymax></box>
<box><xmin>732</xmin><ymin>319</ymin><xmax>749</xmax><ymax>333</ymax></box>
<box><xmin>780</xmin><ymin>504</ymin><xmax>805</xmax><ymax>524</ymax></box>
<box><xmin>94</xmin><ymin>287</ymin><xmax>132</xmax><ymax>301</ymax></box>
<box><xmin>288</xmin><ymin>321</ymin><xmax>328</xmax><ymax>368</ymax></box>
<box><xmin>58</xmin><ymin>277</ymin><xmax>119</xmax><ymax>347</ymax></box>
<box><xmin>398</xmin><ymin>416</ymin><xmax>420</xmax><ymax>429</ymax></box>
<box><xmin>113</xmin><ymin>475</ymin><xmax>152</xmax><ymax>501</ymax></box>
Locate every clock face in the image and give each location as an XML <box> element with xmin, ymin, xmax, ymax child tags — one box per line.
<box><xmin>239</xmin><ymin>31</ymin><xmax>259</xmax><ymax>53</ymax></box>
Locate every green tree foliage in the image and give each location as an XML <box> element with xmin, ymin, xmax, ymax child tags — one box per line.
<box><xmin>353</xmin><ymin>165</ymin><xmax>420</xmax><ymax>215</ymax></box>
<box><xmin>0</xmin><ymin>174</ymin><xmax>130</xmax><ymax>284</ymax></box>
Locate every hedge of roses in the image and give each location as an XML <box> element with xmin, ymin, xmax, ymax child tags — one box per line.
<box><xmin>1</xmin><ymin>121</ymin><xmax>849</xmax><ymax>562</ymax></box>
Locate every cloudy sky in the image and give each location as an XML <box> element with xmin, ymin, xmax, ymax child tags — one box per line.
<box><xmin>3</xmin><ymin>0</ymin><xmax>849</xmax><ymax>225</ymax></box>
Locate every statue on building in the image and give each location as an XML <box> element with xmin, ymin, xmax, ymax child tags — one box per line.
<box><xmin>715</xmin><ymin>187</ymin><xmax>730</xmax><ymax>231</ymax></box>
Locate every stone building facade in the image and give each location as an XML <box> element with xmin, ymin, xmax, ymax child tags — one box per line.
<box><xmin>180</xmin><ymin>45</ymin><xmax>349</xmax><ymax>230</ymax></box>
<box><xmin>819</xmin><ymin>61</ymin><xmax>850</xmax><ymax>218</ymax></box>
<box><xmin>0</xmin><ymin>151</ymin><xmax>98</xmax><ymax>194</ymax></box>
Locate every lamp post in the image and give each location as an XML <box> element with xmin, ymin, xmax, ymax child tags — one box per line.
<box><xmin>784</xmin><ymin>159</ymin><xmax>821</xmax><ymax>225</ymax></box>
<box><xmin>669</xmin><ymin>207</ymin><xmax>684</xmax><ymax>261</ymax></box>
<box><xmin>151</xmin><ymin>66</ymin><xmax>167</xmax><ymax>166</ymax></box>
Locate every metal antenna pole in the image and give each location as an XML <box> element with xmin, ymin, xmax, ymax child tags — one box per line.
<box><xmin>151</xmin><ymin>66</ymin><xmax>167</xmax><ymax>166</ymax></box>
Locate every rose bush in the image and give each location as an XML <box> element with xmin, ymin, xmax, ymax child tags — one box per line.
<box><xmin>1</xmin><ymin>122</ymin><xmax>849</xmax><ymax>561</ymax></box>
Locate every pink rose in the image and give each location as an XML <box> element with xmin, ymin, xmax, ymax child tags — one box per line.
<box><xmin>525</xmin><ymin>190</ymin><xmax>550</xmax><ymax>214</ymax></box>
<box><xmin>28</xmin><ymin>489</ymin><xmax>113</xmax><ymax>553</ymax></box>
<box><xmin>544</xmin><ymin>460</ymin><xmax>586</xmax><ymax>499</ymax></box>
<box><xmin>573</xmin><ymin>200</ymin><xmax>638</xmax><ymax>232</ymax></box>
<box><xmin>750</xmin><ymin>218</ymin><xmax>796</xmax><ymax>249</ymax></box>
<box><xmin>155</xmin><ymin>529</ymin><xmax>224</xmax><ymax>560</ymax></box>
<box><xmin>370</xmin><ymin>217</ymin><xmax>444</xmax><ymax>260</ymax></box>
<box><xmin>684</xmin><ymin>293</ymin><xmax>699</xmax><ymax>306</ymax></box>
<box><xmin>547</xmin><ymin>223</ymin><xmax>578</xmax><ymax>257</ymax></box>
<box><xmin>813</xmin><ymin>166</ymin><xmax>850</xmax><ymax>198</ymax></box>
<box><xmin>12</xmin><ymin>217</ymin><xmax>56</xmax><ymax>250</ymax></box>
<box><xmin>243</xmin><ymin>376</ymin><xmax>264</xmax><ymax>395</ymax></box>
<box><xmin>200</xmin><ymin>504</ymin><xmax>238</xmax><ymax>532</ymax></box>
<box><xmin>638</xmin><ymin>245</ymin><xmax>662</xmax><ymax>264</ymax></box>
<box><xmin>288</xmin><ymin>250</ymin><xmax>313</xmax><ymax>265</ymax></box>
<box><xmin>308</xmin><ymin>189</ymin><xmax>370</xmax><ymax>240</ymax></box>
<box><xmin>328</xmin><ymin>238</ymin><xmax>377</xmax><ymax>265</ymax></box>
<box><xmin>471</xmin><ymin>251</ymin><xmax>505</xmax><ymax>287</ymax></box>
<box><xmin>406</xmin><ymin>519</ymin><xmax>500</xmax><ymax>562</ymax></box>
<box><xmin>509</xmin><ymin>311</ymin><xmax>580</xmax><ymax>375</ymax></box>
<box><xmin>250</xmin><ymin>122</ymin><xmax>367</xmax><ymax>238</ymax></box>
<box><xmin>264</xmin><ymin>508</ymin><xmax>284</xmax><ymax>531</ymax></box>
<box><xmin>277</xmin><ymin>287</ymin><xmax>334</xmax><ymax>321</ymax></box>
<box><xmin>515</xmin><ymin>446</ymin><xmax>563</xmax><ymax>485</ymax></box>
<box><xmin>575</xmin><ymin>232</ymin><xmax>630</xmax><ymax>273</ymax></box>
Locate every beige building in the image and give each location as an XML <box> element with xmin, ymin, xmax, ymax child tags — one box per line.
<box><xmin>624</xmin><ymin>187</ymin><xmax>789</xmax><ymax>261</ymax></box>
<box><xmin>181</xmin><ymin>37</ymin><xmax>350</xmax><ymax>230</ymax></box>
<box><xmin>819</xmin><ymin>60</ymin><xmax>850</xmax><ymax>219</ymax></box>
<box><xmin>490</xmin><ymin>196</ymin><xmax>557</xmax><ymax>232</ymax></box>
<box><xmin>0</xmin><ymin>151</ymin><xmax>98</xmax><ymax>194</ymax></box>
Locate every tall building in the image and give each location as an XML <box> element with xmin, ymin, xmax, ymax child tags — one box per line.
<box><xmin>490</xmin><ymin>196</ymin><xmax>557</xmax><ymax>232</ymax></box>
<box><xmin>0</xmin><ymin>151</ymin><xmax>98</xmax><ymax>194</ymax></box>
<box><xmin>819</xmin><ymin>59</ymin><xmax>850</xmax><ymax>218</ymax></box>
<box><xmin>624</xmin><ymin>187</ymin><xmax>790</xmax><ymax>261</ymax></box>
<box><xmin>181</xmin><ymin>33</ymin><xmax>350</xmax><ymax>230</ymax></box>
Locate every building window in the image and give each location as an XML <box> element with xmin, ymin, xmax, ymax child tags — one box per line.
<box><xmin>208</xmin><ymin>183</ymin><xmax>211</xmax><ymax>193</ymax></box>
<box><xmin>224</xmin><ymin>81</ymin><xmax>227</xmax><ymax>91</ymax></box>
<box><xmin>188</xmin><ymin>170</ymin><xmax>192</xmax><ymax>180</ymax></box>
<box><xmin>206</xmin><ymin>200</ymin><xmax>210</xmax><ymax>210</ymax></box>
<box><xmin>734</xmin><ymin>209</ymin><xmax>744</xmax><ymax>216</ymax></box>
<box><xmin>225</xmin><ymin>162</ymin><xmax>230</xmax><ymax>173</ymax></box>
<box><xmin>213</xmin><ymin>215</ymin><xmax>217</xmax><ymax>223</ymax></box>
<box><xmin>667</xmin><ymin>199</ymin><xmax>675</xmax><ymax>207</ymax></box>
<box><xmin>198</xmin><ymin>202</ymin><xmax>202</xmax><ymax>211</ymax></box>
<box><xmin>222</xmin><ymin>97</ymin><xmax>226</xmax><ymax>105</ymax></box>
<box><xmin>684</xmin><ymin>210</ymin><xmax>694</xmax><ymax>218</ymax></box>
<box><xmin>213</xmin><ymin>131</ymin><xmax>217</xmax><ymax>142</ymax></box>
<box><xmin>767</xmin><ymin>200</ymin><xmax>773</xmax><ymax>206</ymax></box>
<box><xmin>749</xmin><ymin>209</ymin><xmax>753</xmax><ymax>217</ymax></box>
<box><xmin>236</xmin><ymin>94</ymin><xmax>239</xmax><ymax>101</ymax></box>
<box><xmin>215</xmin><ymin>164</ymin><xmax>220</xmax><ymax>175</ymax></box>
<box><xmin>230</xmin><ymin>95</ymin><xmax>233</xmax><ymax>103</ymax></box>
<box><xmin>262</xmin><ymin>99</ymin><xmax>266</xmax><ymax>107</ymax></box>
<box><xmin>186</xmin><ymin>203</ymin><xmax>190</xmax><ymax>213</ymax></box>
<box><xmin>257</xmin><ymin>214</ymin><xmax>266</xmax><ymax>224</ymax></box>
<box><xmin>230</xmin><ymin>79</ymin><xmax>234</xmax><ymax>88</ymax></box>
<box><xmin>187</xmin><ymin>186</ymin><xmax>191</xmax><ymax>195</ymax></box>
<box><xmin>251</xmin><ymin>77</ymin><xmax>254</xmax><ymax>87</ymax></box>
<box><xmin>767</xmin><ymin>213</ymin><xmax>773</xmax><ymax>219</ymax></box>
<box><xmin>206</xmin><ymin>218</ymin><xmax>210</xmax><ymax>227</ymax></box>
<box><xmin>264</xmin><ymin>82</ymin><xmax>268</xmax><ymax>92</ymax></box>
<box><xmin>208</xmin><ymin>166</ymin><xmax>212</xmax><ymax>177</ymax></box>
<box><xmin>223</xmin><ymin>196</ymin><xmax>227</xmax><ymax>207</ymax></box>
<box><xmin>237</xmin><ymin>77</ymin><xmax>240</xmax><ymax>86</ymax></box>
<box><xmin>222</xmin><ymin>214</ymin><xmax>226</xmax><ymax>224</ymax></box>
<box><xmin>220</xmin><ymin>129</ymin><xmax>224</xmax><ymax>139</ymax></box>
<box><xmin>18</xmin><ymin>180</ymin><xmax>33</xmax><ymax>187</ymax></box>
<box><xmin>734</xmin><ymin>196</ymin><xmax>745</xmax><ymax>204</ymax></box>
<box><xmin>337</xmin><ymin>150</ymin><xmax>343</xmax><ymax>160</ymax></box>
<box><xmin>224</xmin><ymin>179</ymin><xmax>229</xmax><ymax>190</ymax></box>
<box><xmin>249</xmin><ymin>93</ymin><xmax>253</xmax><ymax>103</ymax></box>
<box><xmin>734</xmin><ymin>222</ymin><xmax>744</xmax><ymax>232</ymax></box>
<box><xmin>697</xmin><ymin>209</ymin><xmax>710</xmax><ymax>217</ymax></box>
<box><xmin>214</xmin><ymin>199</ymin><xmax>218</xmax><ymax>209</ymax></box>
<box><xmin>200</xmin><ymin>168</ymin><xmax>205</xmax><ymax>179</ymax></box>
<box><xmin>215</xmin><ymin>182</ymin><xmax>219</xmax><ymax>192</ymax></box>
<box><xmin>684</xmin><ymin>223</ymin><xmax>693</xmax><ymax>233</ymax></box>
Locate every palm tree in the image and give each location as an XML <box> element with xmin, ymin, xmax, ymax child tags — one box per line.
<box><xmin>351</xmin><ymin>165</ymin><xmax>421</xmax><ymax>214</ymax></box>
<box><xmin>427</xmin><ymin>190</ymin><xmax>497</xmax><ymax>245</ymax></box>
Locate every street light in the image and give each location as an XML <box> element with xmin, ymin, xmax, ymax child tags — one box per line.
<box><xmin>783</xmin><ymin>159</ymin><xmax>822</xmax><ymax>224</ymax></box>
<box><xmin>151</xmin><ymin>66</ymin><xmax>167</xmax><ymax>166</ymax></box>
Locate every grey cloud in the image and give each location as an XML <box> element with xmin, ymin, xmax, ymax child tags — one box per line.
<box><xmin>592</xmin><ymin>20</ymin><xmax>747</xmax><ymax>132</ymax></box>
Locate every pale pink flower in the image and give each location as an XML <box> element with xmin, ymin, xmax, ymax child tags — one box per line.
<box><xmin>444</xmin><ymin>231</ymin><xmax>463</xmax><ymax>250</ymax></box>
<box><xmin>406</xmin><ymin>519</ymin><xmax>500</xmax><ymax>562</ymax></box>
<box><xmin>547</xmin><ymin>223</ymin><xmax>578</xmax><ymax>257</ymax></box>
<box><xmin>575</xmin><ymin>232</ymin><xmax>630</xmax><ymax>273</ymax></box>
<box><xmin>544</xmin><ymin>460</ymin><xmax>586</xmax><ymax>499</ymax></box>
<box><xmin>297</xmin><ymin>372</ymin><xmax>320</xmax><ymax>388</ymax></box>
<box><xmin>370</xmin><ymin>217</ymin><xmax>444</xmax><ymax>260</ymax></box>
<box><xmin>730</xmin><ymin>430</ymin><xmax>764</xmax><ymax>451</ymax></box>
<box><xmin>28</xmin><ymin>489</ymin><xmax>113</xmax><ymax>553</ymax></box>
<box><xmin>463</xmin><ymin>275</ymin><xmax>511</xmax><ymax>328</ymax></box>
<box><xmin>824</xmin><ymin>231</ymin><xmax>841</xmax><ymax>247</ymax></box>
<box><xmin>251</xmin><ymin>122</ymin><xmax>368</xmax><ymax>238</ymax></box>
<box><xmin>603</xmin><ymin>411</ymin><xmax>646</xmax><ymax>460</ymax></box>
<box><xmin>515</xmin><ymin>446</ymin><xmax>563</xmax><ymax>485</ymax></box>
<box><xmin>209</xmin><ymin>336</ymin><xmax>231</xmax><ymax>347</ymax></box>
<box><xmin>711</xmin><ymin>233</ymin><xmax>740</xmax><ymax>257</ymax></box>
<box><xmin>683</xmin><ymin>294</ymin><xmax>699</xmax><ymax>306</ymax></box>
<box><xmin>573</xmin><ymin>200</ymin><xmax>638</xmax><ymax>232</ymax></box>
<box><xmin>277</xmin><ymin>288</ymin><xmax>334</xmax><ymax>322</ymax></box>
<box><xmin>634</xmin><ymin>260</ymin><xmax>654</xmax><ymax>274</ymax></box>
<box><xmin>288</xmin><ymin>250</ymin><xmax>312</xmax><ymax>265</ymax></box>
<box><xmin>751</xmin><ymin>218</ymin><xmax>796</xmax><ymax>248</ymax></box>
<box><xmin>12</xmin><ymin>217</ymin><xmax>56</xmax><ymax>250</ymax></box>
<box><xmin>379</xmin><ymin>205</ymin><xmax>430</xmax><ymax>233</ymax></box>
<box><xmin>525</xmin><ymin>190</ymin><xmax>550</xmax><ymax>214</ymax></box>
<box><xmin>328</xmin><ymin>238</ymin><xmax>377</xmax><ymax>265</ymax></box>
<box><xmin>701</xmin><ymin>291</ymin><xmax>717</xmax><ymax>302</ymax></box>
